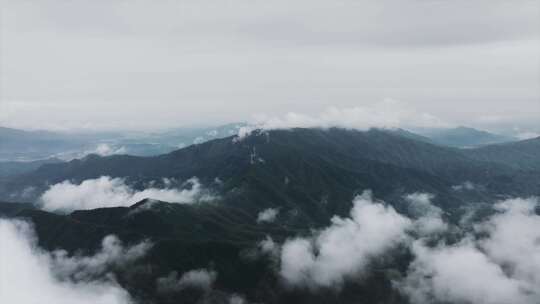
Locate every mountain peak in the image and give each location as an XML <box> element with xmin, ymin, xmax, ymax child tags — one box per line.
<box><xmin>415</xmin><ymin>126</ymin><xmax>515</xmax><ymax>148</ymax></box>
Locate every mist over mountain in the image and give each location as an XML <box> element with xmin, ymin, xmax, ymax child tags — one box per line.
<box><xmin>0</xmin><ymin>126</ymin><xmax>87</xmax><ymax>161</ymax></box>
<box><xmin>464</xmin><ymin>136</ymin><xmax>540</xmax><ymax>170</ymax></box>
<box><xmin>2</xmin><ymin>0</ymin><xmax>539</xmax><ymax>302</ymax></box>
<box><xmin>1</xmin><ymin>127</ymin><xmax>539</xmax><ymax>303</ymax></box>
<box><xmin>0</xmin><ymin>124</ymin><xmax>245</xmax><ymax>162</ymax></box>
<box><xmin>0</xmin><ymin>158</ymin><xmax>63</xmax><ymax>178</ymax></box>
<box><xmin>3</xmin><ymin>128</ymin><xmax>538</xmax><ymax>216</ymax></box>
<box><xmin>414</xmin><ymin>126</ymin><xmax>517</xmax><ymax>148</ymax></box>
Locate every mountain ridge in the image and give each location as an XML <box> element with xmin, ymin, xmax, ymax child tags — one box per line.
<box><xmin>2</xmin><ymin>128</ymin><xmax>538</xmax><ymax>219</ymax></box>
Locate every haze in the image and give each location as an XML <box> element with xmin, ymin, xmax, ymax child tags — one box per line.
<box><xmin>1</xmin><ymin>0</ymin><xmax>539</xmax><ymax>133</ymax></box>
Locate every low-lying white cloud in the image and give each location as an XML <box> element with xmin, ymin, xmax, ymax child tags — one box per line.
<box><xmin>206</xmin><ymin>130</ymin><xmax>219</xmax><ymax>137</ymax></box>
<box><xmin>237</xmin><ymin>101</ymin><xmax>450</xmax><ymax>139</ymax></box>
<box><xmin>157</xmin><ymin>269</ymin><xmax>217</xmax><ymax>293</ymax></box>
<box><xmin>0</xmin><ymin>219</ymin><xmax>150</xmax><ymax>304</ymax></box>
<box><xmin>515</xmin><ymin>131</ymin><xmax>540</xmax><ymax>140</ymax></box>
<box><xmin>93</xmin><ymin>144</ymin><xmax>127</xmax><ymax>157</ymax></box>
<box><xmin>401</xmin><ymin>240</ymin><xmax>530</xmax><ymax>304</ymax></box>
<box><xmin>275</xmin><ymin>190</ymin><xmax>540</xmax><ymax>303</ymax></box>
<box><xmin>405</xmin><ymin>192</ymin><xmax>448</xmax><ymax>236</ymax></box>
<box><xmin>228</xmin><ymin>294</ymin><xmax>247</xmax><ymax>304</ymax></box>
<box><xmin>399</xmin><ymin>197</ymin><xmax>540</xmax><ymax>304</ymax></box>
<box><xmin>258</xmin><ymin>235</ymin><xmax>280</xmax><ymax>258</ymax></box>
<box><xmin>53</xmin><ymin>144</ymin><xmax>128</xmax><ymax>161</ymax></box>
<box><xmin>279</xmin><ymin>190</ymin><xmax>412</xmax><ymax>288</ymax></box>
<box><xmin>452</xmin><ymin>181</ymin><xmax>476</xmax><ymax>191</ymax></box>
<box><xmin>257</xmin><ymin>208</ymin><xmax>280</xmax><ymax>223</ymax></box>
<box><xmin>51</xmin><ymin>235</ymin><xmax>151</xmax><ymax>282</ymax></box>
<box><xmin>479</xmin><ymin>198</ymin><xmax>540</xmax><ymax>290</ymax></box>
<box><xmin>40</xmin><ymin>176</ymin><xmax>215</xmax><ymax>212</ymax></box>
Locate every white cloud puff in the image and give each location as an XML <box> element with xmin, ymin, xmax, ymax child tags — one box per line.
<box><xmin>50</xmin><ymin>235</ymin><xmax>152</xmax><ymax>282</ymax></box>
<box><xmin>53</xmin><ymin>144</ymin><xmax>128</xmax><ymax>161</ymax></box>
<box><xmin>40</xmin><ymin>176</ymin><xmax>215</xmax><ymax>212</ymax></box>
<box><xmin>228</xmin><ymin>294</ymin><xmax>247</xmax><ymax>304</ymax></box>
<box><xmin>515</xmin><ymin>131</ymin><xmax>540</xmax><ymax>140</ymax></box>
<box><xmin>93</xmin><ymin>144</ymin><xmax>127</xmax><ymax>157</ymax></box>
<box><xmin>277</xmin><ymin>191</ymin><xmax>540</xmax><ymax>303</ymax></box>
<box><xmin>479</xmin><ymin>198</ymin><xmax>540</xmax><ymax>290</ymax></box>
<box><xmin>237</xmin><ymin>101</ymin><xmax>449</xmax><ymax>139</ymax></box>
<box><xmin>404</xmin><ymin>192</ymin><xmax>448</xmax><ymax>236</ymax></box>
<box><xmin>0</xmin><ymin>219</ymin><xmax>150</xmax><ymax>304</ymax></box>
<box><xmin>401</xmin><ymin>240</ymin><xmax>530</xmax><ymax>304</ymax></box>
<box><xmin>257</xmin><ymin>208</ymin><xmax>280</xmax><ymax>223</ymax></box>
<box><xmin>279</xmin><ymin>190</ymin><xmax>412</xmax><ymax>289</ymax></box>
<box><xmin>258</xmin><ymin>235</ymin><xmax>280</xmax><ymax>258</ymax></box>
<box><xmin>399</xmin><ymin>197</ymin><xmax>540</xmax><ymax>304</ymax></box>
<box><xmin>157</xmin><ymin>269</ymin><xmax>217</xmax><ymax>293</ymax></box>
<box><xmin>452</xmin><ymin>181</ymin><xmax>476</xmax><ymax>191</ymax></box>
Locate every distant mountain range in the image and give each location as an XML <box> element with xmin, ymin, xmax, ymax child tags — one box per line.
<box><xmin>0</xmin><ymin>126</ymin><xmax>87</xmax><ymax>161</ymax></box>
<box><xmin>1</xmin><ymin>127</ymin><xmax>539</xmax><ymax>304</ymax></box>
<box><xmin>413</xmin><ymin>126</ymin><xmax>517</xmax><ymax>148</ymax></box>
<box><xmin>0</xmin><ymin>123</ymin><xmax>246</xmax><ymax>162</ymax></box>
<box><xmin>464</xmin><ymin>135</ymin><xmax>540</xmax><ymax>170</ymax></box>
<box><xmin>0</xmin><ymin>124</ymin><xmax>524</xmax><ymax>181</ymax></box>
<box><xmin>2</xmin><ymin>127</ymin><xmax>538</xmax><ymax>211</ymax></box>
<box><xmin>0</xmin><ymin>124</ymin><xmax>520</xmax><ymax>162</ymax></box>
<box><xmin>0</xmin><ymin>158</ymin><xmax>63</xmax><ymax>178</ymax></box>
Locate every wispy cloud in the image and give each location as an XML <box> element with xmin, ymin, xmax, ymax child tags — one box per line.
<box><xmin>279</xmin><ymin>190</ymin><xmax>412</xmax><ymax>289</ymax></box>
<box><xmin>0</xmin><ymin>219</ymin><xmax>150</xmax><ymax>304</ymax></box>
<box><xmin>275</xmin><ymin>190</ymin><xmax>540</xmax><ymax>303</ymax></box>
<box><xmin>404</xmin><ymin>192</ymin><xmax>448</xmax><ymax>236</ymax></box>
<box><xmin>236</xmin><ymin>101</ymin><xmax>450</xmax><ymax>139</ymax></box>
<box><xmin>157</xmin><ymin>269</ymin><xmax>217</xmax><ymax>293</ymax></box>
<box><xmin>399</xmin><ymin>197</ymin><xmax>540</xmax><ymax>304</ymax></box>
<box><xmin>452</xmin><ymin>181</ymin><xmax>476</xmax><ymax>191</ymax></box>
<box><xmin>257</xmin><ymin>208</ymin><xmax>280</xmax><ymax>223</ymax></box>
<box><xmin>40</xmin><ymin>176</ymin><xmax>215</xmax><ymax>212</ymax></box>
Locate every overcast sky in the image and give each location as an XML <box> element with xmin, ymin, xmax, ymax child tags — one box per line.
<box><xmin>1</xmin><ymin>0</ymin><xmax>539</xmax><ymax>134</ymax></box>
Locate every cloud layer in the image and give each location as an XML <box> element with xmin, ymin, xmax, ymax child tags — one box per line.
<box><xmin>40</xmin><ymin>176</ymin><xmax>214</xmax><ymax>212</ymax></box>
<box><xmin>237</xmin><ymin>101</ymin><xmax>450</xmax><ymax>138</ymax></box>
<box><xmin>0</xmin><ymin>219</ymin><xmax>150</xmax><ymax>304</ymax></box>
<box><xmin>275</xmin><ymin>191</ymin><xmax>540</xmax><ymax>303</ymax></box>
<box><xmin>279</xmin><ymin>190</ymin><xmax>412</xmax><ymax>288</ymax></box>
<box><xmin>157</xmin><ymin>269</ymin><xmax>217</xmax><ymax>293</ymax></box>
<box><xmin>400</xmin><ymin>198</ymin><xmax>540</xmax><ymax>304</ymax></box>
<box><xmin>2</xmin><ymin>1</ymin><xmax>539</xmax><ymax>132</ymax></box>
<box><xmin>257</xmin><ymin>208</ymin><xmax>280</xmax><ymax>223</ymax></box>
<box><xmin>405</xmin><ymin>192</ymin><xmax>448</xmax><ymax>236</ymax></box>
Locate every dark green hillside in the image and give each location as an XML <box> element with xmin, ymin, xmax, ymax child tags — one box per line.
<box><xmin>0</xmin><ymin>158</ymin><xmax>63</xmax><ymax>177</ymax></box>
<box><xmin>463</xmin><ymin>136</ymin><xmax>540</xmax><ymax>170</ymax></box>
<box><xmin>0</xmin><ymin>199</ymin><xmax>411</xmax><ymax>304</ymax></box>
<box><xmin>2</xmin><ymin>128</ymin><xmax>538</xmax><ymax>216</ymax></box>
<box><xmin>415</xmin><ymin>126</ymin><xmax>516</xmax><ymax>147</ymax></box>
<box><xmin>0</xmin><ymin>201</ymin><xmax>35</xmax><ymax>216</ymax></box>
<box><xmin>1</xmin><ymin>128</ymin><xmax>539</xmax><ymax>304</ymax></box>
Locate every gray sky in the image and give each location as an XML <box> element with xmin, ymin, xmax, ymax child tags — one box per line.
<box><xmin>1</xmin><ymin>0</ymin><xmax>539</xmax><ymax>134</ymax></box>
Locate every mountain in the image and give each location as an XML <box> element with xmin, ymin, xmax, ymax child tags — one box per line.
<box><xmin>1</xmin><ymin>198</ymin><xmax>409</xmax><ymax>304</ymax></box>
<box><xmin>0</xmin><ymin>201</ymin><xmax>35</xmax><ymax>216</ymax></box>
<box><xmin>3</xmin><ymin>128</ymin><xmax>538</xmax><ymax>217</ymax></box>
<box><xmin>2</xmin><ymin>128</ymin><xmax>539</xmax><ymax>304</ymax></box>
<box><xmin>101</xmin><ymin>123</ymin><xmax>247</xmax><ymax>157</ymax></box>
<box><xmin>0</xmin><ymin>126</ymin><xmax>128</xmax><ymax>161</ymax></box>
<box><xmin>414</xmin><ymin>126</ymin><xmax>516</xmax><ymax>148</ymax></box>
<box><xmin>0</xmin><ymin>158</ymin><xmax>63</xmax><ymax>178</ymax></box>
<box><xmin>384</xmin><ymin>128</ymin><xmax>433</xmax><ymax>144</ymax></box>
<box><xmin>0</xmin><ymin>127</ymin><xmax>84</xmax><ymax>161</ymax></box>
<box><xmin>463</xmin><ymin>136</ymin><xmax>540</xmax><ymax>170</ymax></box>
<box><xmin>138</xmin><ymin>123</ymin><xmax>246</xmax><ymax>146</ymax></box>
<box><xmin>0</xmin><ymin>124</ymin><xmax>246</xmax><ymax>161</ymax></box>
